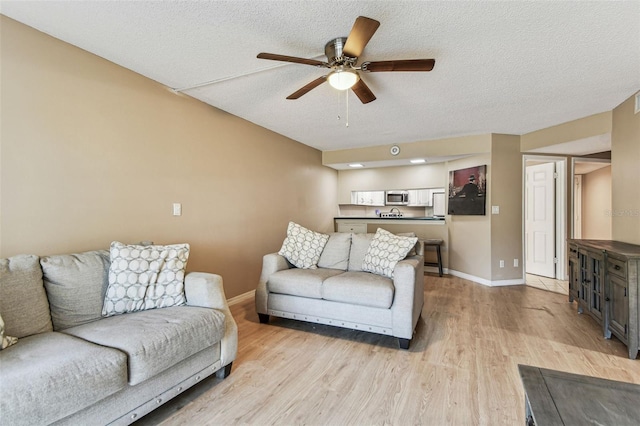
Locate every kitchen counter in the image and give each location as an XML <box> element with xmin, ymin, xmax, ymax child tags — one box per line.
<box><xmin>334</xmin><ymin>216</ymin><xmax>445</xmax><ymax>222</ymax></box>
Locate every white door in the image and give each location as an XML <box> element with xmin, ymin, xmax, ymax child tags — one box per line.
<box><xmin>525</xmin><ymin>162</ymin><xmax>556</xmax><ymax>278</ymax></box>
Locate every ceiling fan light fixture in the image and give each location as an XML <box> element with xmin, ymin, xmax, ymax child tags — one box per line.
<box><xmin>328</xmin><ymin>69</ymin><xmax>359</xmax><ymax>90</ymax></box>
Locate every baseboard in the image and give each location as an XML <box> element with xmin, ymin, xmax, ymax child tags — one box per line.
<box><xmin>447</xmin><ymin>269</ymin><xmax>525</xmax><ymax>287</ymax></box>
<box><xmin>424</xmin><ymin>266</ymin><xmax>449</xmax><ymax>275</ymax></box>
<box><xmin>228</xmin><ymin>289</ymin><xmax>255</xmax><ymax>306</ymax></box>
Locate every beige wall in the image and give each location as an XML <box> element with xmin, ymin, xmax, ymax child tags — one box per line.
<box><xmin>336</xmin><ymin>135</ymin><xmax>523</xmax><ymax>283</ymax></box>
<box><xmin>490</xmin><ymin>134</ymin><xmax>523</xmax><ymax>280</ymax></box>
<box><xmin>323</xmin><ymin>134</ymin><xmax>492</xmax><ymax>166</ymax></box>
<box><xmin>582</xmin><ymin>166</ymin><xmax>612</xmax><ymax>239</ymax></box>
<box><xmin>446</xmin><ymin>154</ymin><xmax>492</xmax><ymax>281</ymax></box>
<box><xmin>0</xmin><ymin>17</ymin><xmax>338</xmax><ymax>298</ymax></box>
<box><xmin>611</xmin><ymin>93</ymin><xmax>640</xmax><ymax>244</ymax></box>
<box><xmin>520</xmin><ymin>111</ymin><xmax>612</xmax><ymax>152</ymax></box>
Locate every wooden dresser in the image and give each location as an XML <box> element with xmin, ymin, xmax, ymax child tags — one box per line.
<box><xmin>568</xmin><ymin>239</ymin><xmax>640</xmax><ymax>359</ymax></box>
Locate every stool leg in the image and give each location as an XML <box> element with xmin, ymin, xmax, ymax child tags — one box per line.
<box><xmin>436</xmin><ymin>244</ymin><xmax>443</xmax><ymax>277</ymax></box>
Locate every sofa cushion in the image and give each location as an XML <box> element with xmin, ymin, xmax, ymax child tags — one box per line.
<box><xmin>317</xmin><ymin>233</ymin><xmax>352</xmax><ymax>270</ymax></box>
<box><xmin>268</xmin><ymin>268</ymin><xmax>344</xmax><ymax>299</ymax></box>
<box><xmin>362</xmin><ymin>228</ymin><xmax>418</xmax><ymax>278</ymax></box>
<box><xmin>0</xmin><ymin>255</ymin><xmax>53</xmax><ymax>338</ymax></box>
<box><xmin>0</xmin><ymin>314</ymin><xmax>18</xmax><ymax>349</ymax></box>
<box><xmin>278</xmin><ymin>222</ymin><xmax>329</xmax><ymax>269</ymax></box>
<box><xmin>0</xmin><ymin>332</ymin><xmax>127</xmax><ymax>425</ymax></box>
<box><xmin>347</xmin><ymin>233</ymin><xmax>375</xmax><ymax>272</ymax></box>
<box><xmin>41</xmin><ymin>250</ymin><xmax>110</xmax><ymax>330</ymax></box>
<box><xmin>322</xmin><ymin>271</ymin><xmax>395</xmax><ymax>309</ymax></box>
<box><xmin>63</xmin><ymin>306</ymin><xmax>225</xmax><ymax>385</ymax></box>
<box><xmin>102</xmin><ymin>241</ymin><xmax>189</xmax><ymax>317</ymax></box>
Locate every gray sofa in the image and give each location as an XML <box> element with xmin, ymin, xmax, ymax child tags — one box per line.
<box><xmin>0</xmin><ymin>250</ymin><xmax>237</xmax><ymax>426</ymax></box>
<box><xmin>255</xmin><ymin>232</ymin><xmax>424</xmax><ymax>349</ymax></box>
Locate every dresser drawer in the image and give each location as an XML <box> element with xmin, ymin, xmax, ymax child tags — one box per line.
<box><xmin>569</xmin><ymin>244</ymin><xmax>578</xmax><ymax>260</ymax></box>
<box><xmin>607</xmin><ymin>257</ymin><xmax>627</xmax><ymax>278</ymax></box>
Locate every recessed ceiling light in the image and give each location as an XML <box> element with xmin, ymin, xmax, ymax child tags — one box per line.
<box><xmin>348</xmin><ymin>163</ymin><xmax>364</xmax><ymax>168</ymax></box>
<box><xmin>410</xmin><ymin>159</ymin><xmax>426</xmax><ymax>164</ymax></box>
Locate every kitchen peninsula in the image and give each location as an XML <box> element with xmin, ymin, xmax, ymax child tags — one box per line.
<box><xmin>334</xmin><ymin>215</ymin><xmax>448</xmax><ymax>273</ymax></box>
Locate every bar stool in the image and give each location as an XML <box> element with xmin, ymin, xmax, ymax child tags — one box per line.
<box><xmin>423</xmin><ymin>239</ymin><xmax>444</xmax><ymax>277</ymax></box>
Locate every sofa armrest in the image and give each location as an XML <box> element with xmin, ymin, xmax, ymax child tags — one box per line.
<box><xmin>255</xmin><ymin>253</ymin><xmax>291</xmax><ymax>314</ymax></box>
<box><xmin>391</xmin><ymin>255</ymin><xmax>425</xmax><ymax>339</ymax></box>
<box><xmin>184</xmin><ymin>272</ymin><xmax>238</xmax><ymax>368</ymax></box>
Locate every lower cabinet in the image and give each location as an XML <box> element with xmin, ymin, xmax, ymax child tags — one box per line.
<box><xmin>569</xmin><ymin>239</ymin><xmax>640</xmax><ymax>360</ymax></box>
<box><xmin>606</xmin><ymin>253</ymin><xmax>632</xmax><ymax>347</ymax></box>
<box><xmin>576</xmin><ymin>247</ymin><xmax>604</xmax><ymax>319</ymax></box>
<box><xmin>336</xmin><ymin>222</ymin><xmax>367</xmax><ymax>234</ymax></box>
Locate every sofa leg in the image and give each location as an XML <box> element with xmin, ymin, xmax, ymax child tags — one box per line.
<box><xmin>216</xmin><ymin>362</ymin><xmax>232</xmax><ymax>379</ymax></box>
<box><xmin>258</xmin><ymin>313</ymin><xmax>270</xmax><ymax>324</ymax></box>
<box><xmin>398</xmin><ymin>338</ymin><xmax>411</xmax><ymax>350</ymax></box>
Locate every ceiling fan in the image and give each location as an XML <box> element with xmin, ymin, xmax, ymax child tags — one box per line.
<box><xmin>257</xmin><ymin>16</ymin><xmax>436</xmax><ymax>104</ymax></box>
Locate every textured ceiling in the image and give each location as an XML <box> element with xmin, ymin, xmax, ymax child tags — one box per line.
<box><xmin>2</xmin><ymin>1</ymin><xmax>639</xmax><ymax>153</ymax></box>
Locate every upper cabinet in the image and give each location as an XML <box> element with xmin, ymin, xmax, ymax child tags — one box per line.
<box><xmin>351</xmin><ymin>190</ymin><xmax>385</xmax><ymax>206</ymax></box>
<box><xmin>407</xmin><ymin>189</ymin><xmax>432</xmax><ymax>206</ymax></box>
<box><xmin>349</xmin><ymin>188</ymin><xmax>445</xmax><ymax>207</ymax></box>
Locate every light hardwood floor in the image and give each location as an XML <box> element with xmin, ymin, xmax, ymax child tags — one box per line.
<box><xmin>525</xmin><ymin>273</ymin><xmax>569</xmax><ymax>296</ymax></box>
<box><xmin>137</xmin><ymin>275</ymin><xmax>640</xmax><ymax>425</ymax></box>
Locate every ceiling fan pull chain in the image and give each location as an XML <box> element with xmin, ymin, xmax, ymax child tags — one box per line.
<box><xmin>346</xmin><ymin>89</ymin><xmax>349</xmax><ymax>128</ymax></box>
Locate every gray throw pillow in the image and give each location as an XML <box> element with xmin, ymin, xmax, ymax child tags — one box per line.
<box><xmin>41</xmin><ymin>250</ymin><xmax>110</xmax><ymax>330</ymax></box>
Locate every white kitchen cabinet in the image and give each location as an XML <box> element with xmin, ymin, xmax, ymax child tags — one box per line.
<box><xmin>350</xmin><ymin>191</ymin><xmax>385</xmax><ymax>206</ymax></box>
<box><xmin>408</xmin><ymin>189</ymin><xmax>432</xmax><ymax>206</ymax></box>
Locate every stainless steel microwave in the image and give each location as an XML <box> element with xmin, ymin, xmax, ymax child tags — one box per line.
<box><xmin>385</xmin><ymin>191</ymin><xmax>409</xmax><ymax>205</ymax></box>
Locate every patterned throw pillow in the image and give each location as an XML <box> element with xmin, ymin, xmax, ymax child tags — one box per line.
<box><xmin>278</xmin><ymin>222</ymin><xmax>329</xmax><ymax>269</ymax></box>
<box><xmin>102</xmin><ymin>241</ymin><xmax>189</xmax><ymax>317</ymax></box>
<box><xmin>362</xmin><ymin>228</ymin><xmax>419</xmax><ymax>278</ymax></box>
<box><xmin>0</xmin><ymin>314</ymin><xmax>18</xmax><ymax>350</ymax></box>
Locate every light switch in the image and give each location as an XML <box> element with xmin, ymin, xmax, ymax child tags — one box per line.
<box><xmin>491</xmin><ymin>205</ymin><xmax>500</xmax><ymax>214</ymax></box>
<box><xmin>172</xmin><ymin>203</ymin><xmax>182</xmax><ymax>216</ymax></box>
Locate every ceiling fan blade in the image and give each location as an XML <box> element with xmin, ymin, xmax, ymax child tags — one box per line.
<box><xmin>286</xmin><ymin>76</ymin><xmax>327</xmax><ymax>99</ymax></box>
<box><xmin>361</xmin><ymin>59</ymin><xmax>436</xmax><ymax>72</ymax></box>
<box><xmin>351</xmin><ymin>78</ymin><xmax>376</xmax><ymax>104</ymax></box>
<box><xmin>257</xmin><ymin>53</ymin><xmax>329</xmax><ymax>67</ymax></box>
<box><xmin>342</xmin><ymin>16</ymin><xmax>380</xmax><ymax>58</ymax></box>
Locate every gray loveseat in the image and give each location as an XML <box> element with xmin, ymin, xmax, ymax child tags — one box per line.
<box><xmin>0</xmin><ymin>249</ymin><xmax>237</xmax><ymax>426</ymax></box>
<box><xmin>255</xmin><ymin>232</ymin><xmax>424</xmax><ymax>349</ymax></box>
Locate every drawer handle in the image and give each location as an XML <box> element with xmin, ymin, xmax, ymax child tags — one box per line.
<box><xmin>614</xmin><ymin>265</ymin><xmax>621</xmax><ymax>270</ymax></box>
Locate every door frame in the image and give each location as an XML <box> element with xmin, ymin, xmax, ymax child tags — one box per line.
<box><xmin>573</xmin><ymin>174</ymin><xmax>582</xmax><ymax>239</ymax></box>
<box><xmin>570</xmin><ymin>157</ymin><xmax>611</xmax><ymax>239</ymax></box>
<box><xmin>522</xmin><ymin>155</ymin><xmax>568</xmax><ymax>280</ymax></box>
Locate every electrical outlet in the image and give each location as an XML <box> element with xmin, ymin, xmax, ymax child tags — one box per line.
<box><xmin>499</xmin><ymin>260</ymin><xmax>504</xmax><ymax>268</ymax></box>
<box><xmin>514</xmin><ymin>259</ymin><xmax>519</xmax><ymax>267</ymax></box>
<box><xmin>172</xmin><ymin>203</ymin><xmax>182</xmax><ymax>216</ymax></box>
<box><xmin>491</xmin><ymin>205</ymin><xmax>500</xmax><ymax>214</ymax></box>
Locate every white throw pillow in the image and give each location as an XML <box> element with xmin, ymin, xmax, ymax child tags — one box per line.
<box><xmin>0</xmin><ymin>314</ymin><xmax>18</xmax><ymax>350</ymax></box>
<box><xmin>102</xmin><ymin>241</ymin><xmax>189</xmax><ymax>317</ymax></box>
<box><xmin>278</xmin><ymin>222</ymin><xmax>329</xmax><ymax>269</ymax></box>
<box><xmin>362</xmin><ymin>228</ymin><xmax>418</xmax><ymax>278</ymax></box>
